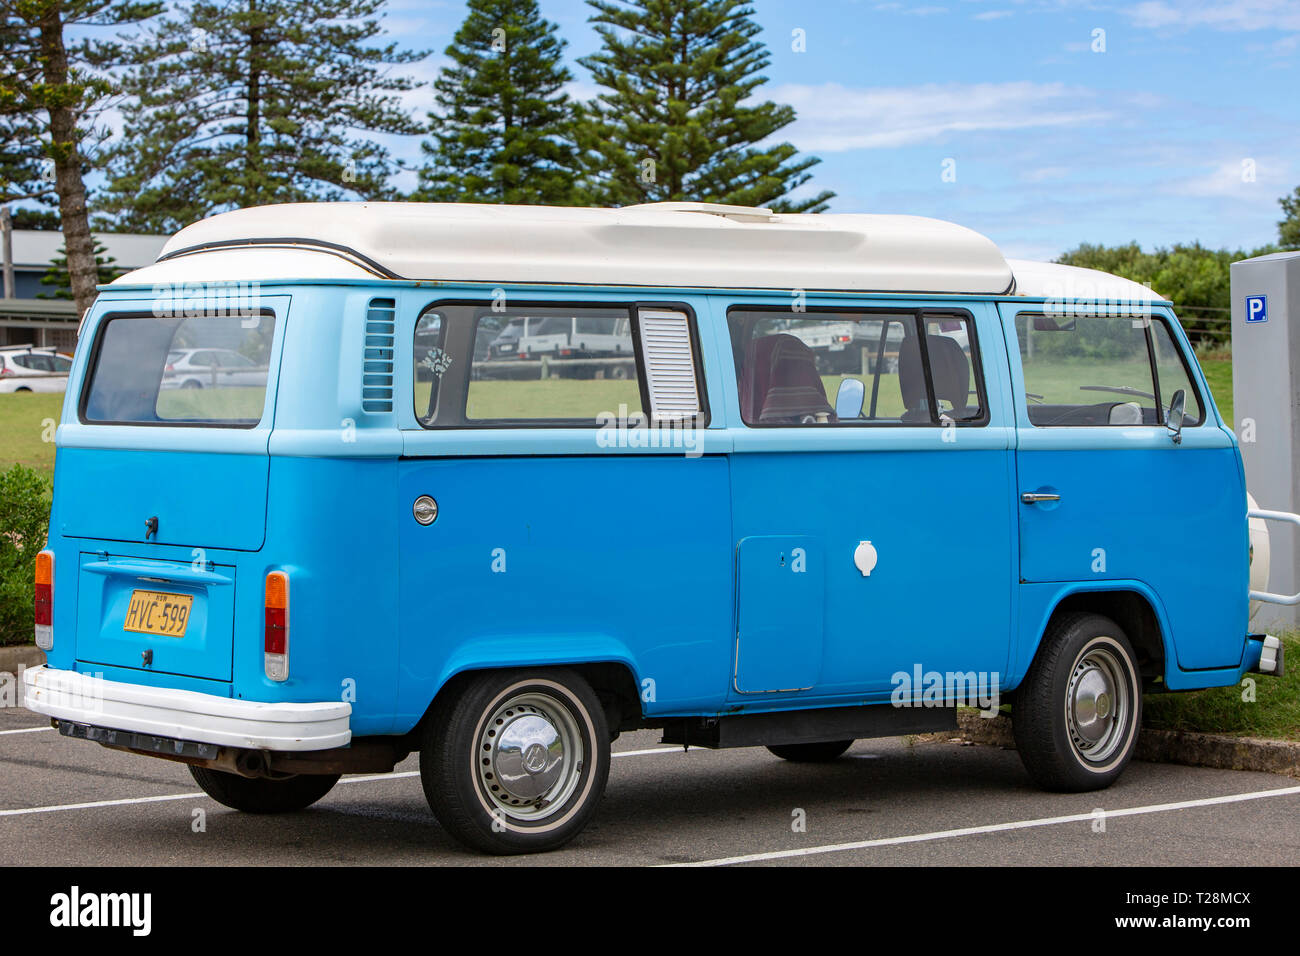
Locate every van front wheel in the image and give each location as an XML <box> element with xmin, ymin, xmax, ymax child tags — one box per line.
<box><xmin>420</xmin><ymin>669</ymin><xmax>610</xmax><ymax>855</ymax></box>
<box><xmin>188</xmin><ymin>766</ymin><xmax>340</xmax><ymax>813</ymax></box>
<box><xmin>1013</xmin><ymin>612</ymin><xmax>1142</xmax><ymax>792</ymax></box>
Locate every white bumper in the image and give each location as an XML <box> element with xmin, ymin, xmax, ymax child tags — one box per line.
<box><xmin>23</xmin><ymin>665</ymin><xmax>351</xmax><ymax>752</ymax></box>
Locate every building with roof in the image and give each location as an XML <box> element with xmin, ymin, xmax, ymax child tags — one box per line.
<box><xmin>1</xmin><ymin>229</ymin><xmax>168</xmax><ymax>349</ymax></box>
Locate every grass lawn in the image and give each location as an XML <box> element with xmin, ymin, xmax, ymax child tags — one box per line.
<box><xmin>414</xmin><ymin>376</ymin><xmax>644</xmax><ymax>421</ymax></box>
<box><xmin>1144</xmin><ymin>634</ymin><xmax>1300</xmax><ymax>740</ymax></box>
<box><xmin>155</xmin><ymin>385</ymin><xmax>266</xmax><ymax>422</ymax></box>
<box><xmin>1199</xmin><ymin>357</ymin><xmax>1232</xmax><ymax>425</ymax></box>
<box><xmin>0</xmin><ymin>392</ymin><xmax>63</xmax><ymax>478</ymax></box>
<box><xmin>467</xmin><ymin>378</ymin><xmax>642</xmax><ymax>420</ymax></box>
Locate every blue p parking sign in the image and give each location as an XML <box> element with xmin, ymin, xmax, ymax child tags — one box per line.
<box><xmin>1246</xmin><ymin>295</ymin><xmax>1268</xmax><ymax>323</ymax></box>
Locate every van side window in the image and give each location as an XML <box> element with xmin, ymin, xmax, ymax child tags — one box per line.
<box><xmin>413</xmin><ymin>310</ymin><xmax>445</xmax><ymax>418</ymax></box>
<box><xmin>727</xmin><ymin>308</ymin><xmax>986</xmax><ymax>426</ymax></box>
<box><xmin>413</xmin><ymin>303</ymin><xmax>652</xmax><ymax>427</ymax></box>
<box><xmin>1016</xmin><ymin>313</ymin><xmax>1203</xmax><ymax>427</ymax></box>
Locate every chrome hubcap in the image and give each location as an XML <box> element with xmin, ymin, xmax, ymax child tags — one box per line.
<box><xmin>477</xmin><ymin>693</ymin><xmax>583</xmax><ymax>822</ymax></box>
<box><xmin>1066</xmin><ymin>643</ymin><xmax>1131</xmax><ymax>764</ymax></box>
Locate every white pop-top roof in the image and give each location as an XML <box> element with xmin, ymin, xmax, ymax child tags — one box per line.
<box><xmin>1007</xmin><ymin>258</ymin><xmax>1162</xmax><ymax>304</ymax></box>
<box><xmin>116</xmin><ymin>201</ymin><xmax>1169</xmax><ymax>304</ymax></box>
<box><xmin>142</xmin><ymin>201</ymin><xmax>1015</xmax><ymax>294</ymax></box>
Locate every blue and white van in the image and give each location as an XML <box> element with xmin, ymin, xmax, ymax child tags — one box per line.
<box><xmin>24</xmin><ymin>201</ymin><xmax>1289</xmax><ymax>854</ymax></box>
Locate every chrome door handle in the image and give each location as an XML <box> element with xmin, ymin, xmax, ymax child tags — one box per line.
<box><xmin>1021</xmin><ymin>492</ymin><xmax>1061</xmax><ymax>504</ymax></box>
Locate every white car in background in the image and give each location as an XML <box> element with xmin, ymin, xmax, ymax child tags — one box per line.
<box><xmin>0</xmin><ymin>346</ymin><xmax>72</xmax><ymax>393</ymax></box>
<box><xmin>160</xmin><ymin>348</ymin><xmax>267</xmax><ymax>389</ymax></box>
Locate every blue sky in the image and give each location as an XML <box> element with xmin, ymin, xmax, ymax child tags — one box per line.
<box><xmin>379</xmin><ymin>0</ymin><xmax>1299</xmax><ymax>261</ymax></box>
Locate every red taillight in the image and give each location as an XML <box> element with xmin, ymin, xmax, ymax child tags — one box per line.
<box><xmin>34</xmin><ymin>584</ymin><xmax>51</xmax><ymax>625</ymax></box>
<box><xmin>264</xmin><ymin>606</ymin><xmax>286</xmax><ymax>653</ymax></box>
<box><xmin>836</xmin><ymin>335</ymin><xmax>851</xmax><ymax>343</ymax></box>
<box><xmin>35</xmin><ymin>550</ymin><xmax>53</xmax><ymax>648</ymax></box>
<box><xmin>264</xmin><ymin>571</ymin><xmax>289</xmax><ymax>681</ymax></box>
<box><xmin>165</xmin><ymin>364</ymin><xmax>175</xmax><ymax>373</ymax></box>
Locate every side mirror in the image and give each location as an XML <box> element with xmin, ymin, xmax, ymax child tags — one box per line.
<box><xmin>1165</xmin><ymin>389</ymin><xmax>1186</xmax><ymax>444</ymax></box>
<box><xmin>835</xmin><ymin>378</ymin><xmax>865</xmax><ymax>420</ymax></box>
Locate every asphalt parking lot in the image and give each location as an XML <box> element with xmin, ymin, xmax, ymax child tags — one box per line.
<box><xmin>3</xmin><ymin>703</ymin><xmax>1299</xmax><ymax>867</ymax></box>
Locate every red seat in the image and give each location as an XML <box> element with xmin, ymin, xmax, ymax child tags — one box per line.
<box><xmin>739</xmin><ymin>333</ymin><xmax>836</xmax><ymax>424</ymax></box>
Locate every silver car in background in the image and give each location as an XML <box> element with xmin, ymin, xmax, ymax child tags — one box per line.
<box><xmin>160</xmin><ymin>348</ymin><xmax>268</xmax><ymax>389</ymax></box>
<box><xmin>0</xmin><ymin>346</ymin><xmax>72</xmax><ymax>393</ymax></box>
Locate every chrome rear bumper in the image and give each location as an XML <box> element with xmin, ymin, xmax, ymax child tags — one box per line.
<box><xmin>23</xmin><ymin>665</ymin><xmax>351</xmax><ymax>751</ymax></box>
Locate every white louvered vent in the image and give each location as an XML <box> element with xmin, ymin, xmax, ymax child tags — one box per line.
<box><xmin>362</xmin><ymin>298</ymin><xmax>396</xmax><ymax>413</ymax></box>
<box><xmin>637</xmin><ymin>309</ymin><xmax>701</xmax><ymax>421</ymax></box>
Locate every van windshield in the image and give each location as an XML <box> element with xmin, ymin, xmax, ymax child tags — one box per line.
<box><xmin>82</xmin><ymin>312</ymin><xmax>276</xmax><ymax>426</ymax></box>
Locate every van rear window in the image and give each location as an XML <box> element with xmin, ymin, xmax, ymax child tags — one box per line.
<box><xmin>82</xmin><ymin>313</ymin><xmax>275</xmax><ymax>426</ymax></box>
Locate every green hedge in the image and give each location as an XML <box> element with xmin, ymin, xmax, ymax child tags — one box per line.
<box><xmin>0</xmin><ymin>464</ymin><xmax>51</xmax><ymax>646</ymax></box>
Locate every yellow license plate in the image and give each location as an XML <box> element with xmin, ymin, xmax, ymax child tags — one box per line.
<box><xmin>123</xmin><ymin>590</ymin><xmax>193</xmax><ymax>637</ymax></box>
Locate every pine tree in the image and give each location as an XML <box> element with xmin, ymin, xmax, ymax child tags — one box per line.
<box><xmin>11</xmin><ymin>207</ymin><xmax>60</xmax><ymax>229</ymax></box>
<box><xmin>577</xmin><ymin>0</ymin><xmax>832</xmax><ymax>212</ymax></box>
<box><xmin>39</xmin><ymin>238</ymin><xmax>121</xmax><ymax>298</ymax></box>
<box><xmin>417</xmin><ymin>0</ymin><xmax>581</xmax><ymax>205</ymax></box>
<box><xmin>0</xmin><ymin>1</ymin><xmax>161</xmax><ymax>317</ymax></box>
<box><xmin>0</xmin><ymin>97</ymin><xmax>52</xmax><ymax>208</ymax></box>
<box><xmin>97</xmin><ymin>0</ymin><xmax>426</xmax><ymax>233</ymax></box>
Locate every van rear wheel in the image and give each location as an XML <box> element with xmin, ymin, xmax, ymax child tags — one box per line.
<box><xmin>767</xmin><ymin>740</ymin><xmax>853</xmax><ymax>762</ymax></box>
<box><xmin>188</xmin><ymin>766</ymin><xmax>340</xmax><ymax>813</ymax></box>
<box><xmin>420</xmin><ymin>668</ymin><xmax>610</xmax><ymax>855</ymax></box>
<box><xmin>1013</xmin><ymin>612</ymin><xmax>1142</xmax><ymax>792</ymax></box>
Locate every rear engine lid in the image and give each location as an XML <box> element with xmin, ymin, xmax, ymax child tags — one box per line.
<box><xmin>75</xmin><ymin>552</ymin><xmax>235</xmax><ymax>683</ymax></box>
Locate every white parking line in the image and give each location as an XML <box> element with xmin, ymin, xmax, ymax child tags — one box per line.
<box><xmin>0</xmin><ymin>792</ymin><xmax>205</xmax><ymax>817</ymax></box>
<box><xmin>0</xmin><ymin>726</ymin><xmax>52</xmax><ymax>736</ymax></box>
<box><xmin>667</xmin><ymin>783</ymin><xmax>1300</xmax><ymax>866</ymax></box>
<box><xmin>338</xmin><ymin>771</ymin><xmax>419</xmax><ymax>785</ymax></box>
<box><xmin>613</xmin><ymin>747</ymin><xmax>697</xmax><ymax>758</ymax></box>
<box><xmin>0</xmin><ymin>746</ymin><xmax>690</xmax><ymax>817</ymax></box>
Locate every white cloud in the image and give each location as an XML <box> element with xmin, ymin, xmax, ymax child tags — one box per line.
<box><xmin>769</xmin><ymin>81</ymin><xmax>1112</xmax><ymax>152</ymax></box>
<box><xmin>1167</xmin><ymin>155</ymin><xmax>1293</xmax><ymax>198</ymax></box>
<box><xmin>1272</xmin><ymin>33</ymin><xmax>1300</xmax><ymax>53</ymax></box>
<box><xmin>1021</xmin><ymin>166</ymin><xmax>1070</xmax><ymax>183</ymax></box>
<box><xmin>873</xmin><ymin>2</ymin><xmax>950</xmax><ymax>15</ymax></box>
<box><xmin>392</xmin><ymin>53</ymin><xmax>452</xmax><ymax>118</ymax></box>
<box><xmin>562</xmin><ymin>79</ymin><xmax>603</xmax><ymax>104</ymax></box>
<box><xmin>973</xmin><ymin>10</ymin><xmax>1014</xmax><ymax>21</ymax></box>
<box><xmin>1128</xmin><ymin>0</ymin><xmax>1300</xmax><ymax>32</ymax></box>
